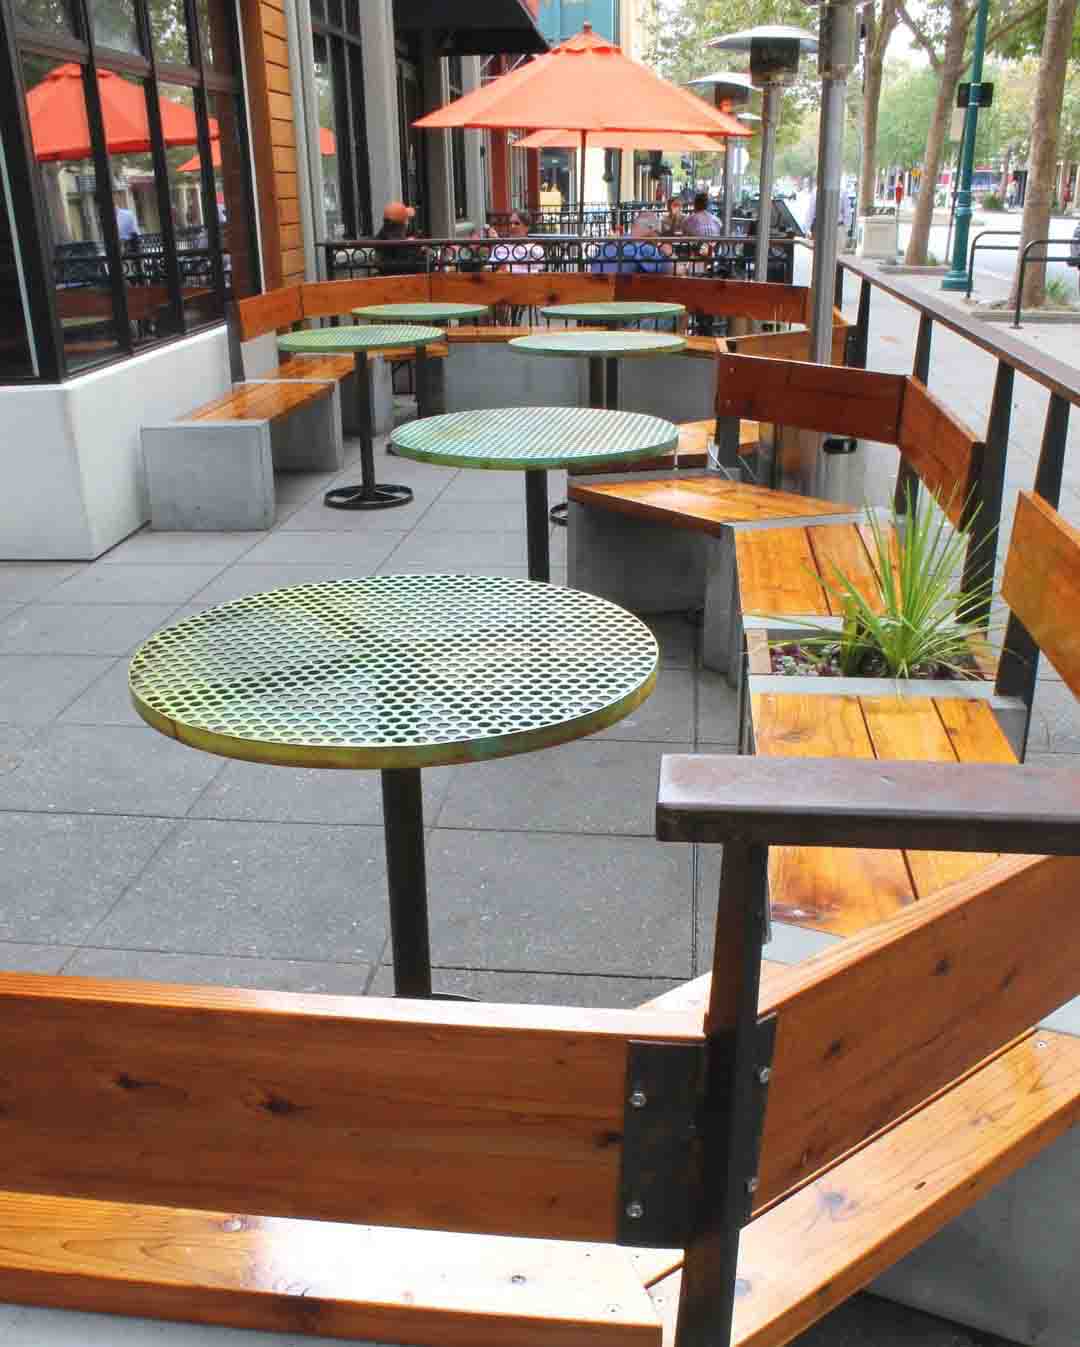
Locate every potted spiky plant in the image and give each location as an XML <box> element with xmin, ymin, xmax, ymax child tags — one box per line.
<box><xmin>738</xmin><ymin>486</ymin><xmax>1025</xmax><ymax>751</ymax></box>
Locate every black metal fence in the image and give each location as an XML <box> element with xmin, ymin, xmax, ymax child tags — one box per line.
<box><xmin>319</xmin><ymin>231</ymin><xmax>799</xmax><ymax>287</ymax></box>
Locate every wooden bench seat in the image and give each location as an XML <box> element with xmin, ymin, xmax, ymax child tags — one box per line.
<box><xmin>184</xmin><ymin>379</ymin><xmax>334</xmax><ymax>423</ymax></box>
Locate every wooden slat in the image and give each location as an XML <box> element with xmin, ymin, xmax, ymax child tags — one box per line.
<box><xmin>714</xmin><ymin>355</ymin><xmax>906</xmax><ymax>445</ymax></box>
<box><xmin>185</xmin><ymin>381</ymin><xmax>331</xmax><ymax>423</ymax></box>
<box><xmin>568</xmin><ymin>478</ymin><xmax>854</xmax><ymax>535</ymax></box>
<box><xmin>1002</xmin><ymin>491</ymin><xmax>1080</xmax><ymax>697</ymax></box>
<box><xmin>896</xmin><ymin>379</ymin><xmax>982</xmax><ymax>529</ymax></box>
<box><xmin>443</xmin><ymin>324</ymin><xmax>534</xmax><ymax>343</ymax></box>
<box><xmin>300</xmin><ymin>275</ymin><xmax>430</xmax><ymax>318</ymax></box>
<box><xmin>379</xmin><ymin>343</ymin><xmax>449</xmax><ymax>360</ymax></box>
<box><xmin>751</xmin><ymin>694</ymin><xmax>916</xmax><ymax>934</ymax></box>
<box><xmin>235</xmin><ymin>285</ymin><xmax>303</xmax><ymax>341</ymax></box>
<box><xmin>752</xmin><ymin>850</ymin><xmax>1080</xmax><ymax>1209</ymax></box>
<box><xmin>0</xmin><ymin>974</ymin><xmax>700</xmax><ymax>1243</ymax></box>
<box><xmin>0</xmin><ymin>1194</ymin><xmax>661</xmax><ymax>1347</ymax></box>
<box><xmin>636</xmin><ymin>963</ymin><xmax>787</xmax><ymax>1016</ymax></box>
<box><xmin>274</xmin><ymin>353</ymin><xmax>355</xmax><ymax>382</ymax></box>
<box><xmin>735</xmin><ymin>528</ymin><xmax>830</xmax><ymax>617</ymax></box>
<box><xmin>935</xmin><ymin>696</ymin><xmax>1017</xmax><ymax>764</ymax></box>
<box><xmin>650</xmin><ymin>1030</ymin><xmax>1080</xmax><ymax>1347</ymax></box>
<box><xmin>431</xmin><ymin>271</ymin><xmax>617</xmax><ymax>308</ymax></box>
<box><xmin>612</xmin><ymin>274</ymin><xmax>810</xmax><ymax>325</ymax></box>
<box><xmin>725</xmin><ymin>313</ymin><xmax>849</xmax><ymax>367</ymax></box>
<box><xmin>260</xmin><ymin>2</ymin><xmax>286</xmax><ymax>37</ymax></box>
<box><xmin>806</xmin><ymin>523</ymin><xmax>882</xmax><ymax>615</ymax></box>
<box><xmin>859</xmin><ymin>695</ymin><xmax>999</xmax><ymax>897</ymax></box>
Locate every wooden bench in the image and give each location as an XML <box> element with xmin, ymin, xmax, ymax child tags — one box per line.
<box><xmin>741</xmin><ymin>490</ymin><xmax>1073</xmax><ymax>938</ymax></box>
<box><xmin>143</xmin><ymin>376</ymin><xmax>343</xmax><ymax>530</ymax></box>
<box><xmin>0</xmin><ymin>745</ymin><xmax>1079</xmax><ymax>1346</ymax></box>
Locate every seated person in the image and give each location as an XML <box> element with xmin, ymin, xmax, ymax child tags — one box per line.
<box><xmin>374</xmin><ymin>201</ymin><xmax>426</xmax><ymax>276</ymax></box>
<box><xmin>589</xmin><ymin>214</ymin><xmax>673</xmax><ymax>275</ymax></box>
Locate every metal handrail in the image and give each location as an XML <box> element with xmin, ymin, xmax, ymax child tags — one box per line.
<box><xmin>1013</xmin><ymin>238</ymin><xmax>1077</xmax><ymax>328</ymax></box>
<box><xmin>965</xmin><ymin>229</ymin><xmax>1021</xmax><ymax>298</ymax></box>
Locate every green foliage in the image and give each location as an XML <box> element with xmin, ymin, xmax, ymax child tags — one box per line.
<box><xmin>780</xmin><ymin>486</ymin><xmax>995</xmax><ymax>680</ymax></box>
<box><xmin>1044</xmin><ymin>275</ymin><xmax>1077</xmax><ymax>305</ymax></box>
<box><xmin>982</xmin><ymin>191</ymin><xmax>1005</xmax><ymax>208</ymax></box>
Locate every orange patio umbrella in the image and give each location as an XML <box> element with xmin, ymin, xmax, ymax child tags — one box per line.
<box><xmin>28</xmin><ymin>62</ymin><xmax>209</xmax><ymax>161</ymax></box>
<box><xmin>514</xmin><ymin>128</ymin><xmax>736</xmax><ymax>152</ymax></box>
<box><xmin>178</xmin><ymin>125</ymin><xmax>334</xmax><ymax>173</ymax></box>
<box><xmin>414</xmin><ymin>24</ymin><xmax>749</xmax><ymax>231</ymax></box>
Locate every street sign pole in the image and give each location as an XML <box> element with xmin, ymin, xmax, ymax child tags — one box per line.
<box><xmin>942</xmin><ymin>0</ymin><xmax>990</xmax><ymax>290</ymax></box>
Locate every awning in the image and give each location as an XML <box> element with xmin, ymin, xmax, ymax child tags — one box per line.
<box><xmin>393</xmin><ymin>0</ymin><xmax>547</xmax><ymax>55</ymax></box>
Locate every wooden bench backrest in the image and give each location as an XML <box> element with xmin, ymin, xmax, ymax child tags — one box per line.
<box><xmin>234</xmin><ymin>285</ymin><xmax>303</xmax><ymax>341</ymax></box>
<box><xmin>724</xmin><ymin>309</ymin><xmax>849</xmax><ymax>366</ymax></box>
<box><xmin>0</xmin><ymin>974</ymin><xmax>699</xmax><ymax>1245</ymax></box>
<box><xmin>752</xmin><ymin>851</ymin><xmax>1080</xmax><ymax>1211</ymax></box>
<box><xmin>614</xmin><ymin>273</ymin><xmax>810</xmax><ymax>325</ymax></box>
<box><xmin>896</xmin><ymin>378</ymin><xmax>984</xmax><ymax>529</ymax></box>
<box><xmin>1002</xmin><ymin>491</ymin><xmax>1080</xmax><ymax>698</ymax></box>
<box><xmin>429</xmin><ymin>270</ymin><xmax>616</xmax><ymax>308</ymax></box>
<box><xmin>715</xmin><ymin>352</ymin><xmax>906</xmax><ymax>444</ymax></box>
<box><xmin>300</xmin><ymin>274</ymin><xmax>429</xmax><ymax>319</ymax></box>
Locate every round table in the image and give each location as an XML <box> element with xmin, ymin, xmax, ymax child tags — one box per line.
<box><xmin>277</xmin><ymin>324</ymin><xmax>444</xmax><ymax>512</ymax></box>
<box><xmin>510</xmin><ymin>330</ymin><xmax>687</xmax><ymax>412</ymax></box>
<box><xmin>129</xmin><ymin>575</ymin><xmax>658</xmax><ymax>999</ymax></box>
<box><xmin>389</xmin><ymin>406</ymin><xmax>679</xmax><ymax>582</ymax></box>
<box><xmin>540</xmin><ymin>301</ymin><xmax>685</xmax><ymax>328</ymax></box>
<box><xmin>353</xmin><ymin>301</ymin><xmax>490</xmax><ymax>325</ymax></box>
<box><xmin>511</xmin><ymin>329</ymin><xmax>687</xmax><ymax>526</ymax></box>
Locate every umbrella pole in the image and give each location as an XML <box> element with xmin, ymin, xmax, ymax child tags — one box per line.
<box><xmin>578</xmin><ymin>129</ymin><xmax>587</xmax><ymax>236</ymax></box>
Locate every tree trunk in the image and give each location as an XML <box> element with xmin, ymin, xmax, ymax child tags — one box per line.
<box><xmin>858</xmin><ymin>0</ymin><xmax>900</xmax><ymax>218</ymax></box>
<box><xmin>1011</xmin><ymin>0</ymin><xmax>1080</xmax><ymax>307</ymax></box>
<box><xmin>904</xmin><ymin>0</ymin><xmax>968</xmax><ymax>264</ymax></box>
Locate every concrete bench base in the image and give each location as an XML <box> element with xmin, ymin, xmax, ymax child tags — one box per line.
<box><xmin>143</xmin><ymin>382</ymin><xmax>342</xmax><ymax>531</ymax></box>
<box><xmin>444</xmin><ymin>343</ymin><xmax>588</xmax><ymax>412</ymax></box>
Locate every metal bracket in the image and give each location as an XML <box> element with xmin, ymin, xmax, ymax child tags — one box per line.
<box><xmin>617</xmin><ymin>1039</ymin><xmax>706</xmax><ymax>1247</ymax></box>
<box><xmin>739</xmin><ymin>1013</ymin><xmax>778</xmax><ymax>1223</ymax></box>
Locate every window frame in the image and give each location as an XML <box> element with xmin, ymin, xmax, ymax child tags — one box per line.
<box><xmin>0</xmin><ymin>0</ymin><xmax>258</xmax><ymax>383</ymax></box>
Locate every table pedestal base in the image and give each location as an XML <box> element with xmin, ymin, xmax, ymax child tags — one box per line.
<box><xmin>325</xmin><ymin>349</ymin><xmax>415</xmax><ymax>513</ymax></box>
<box><xmin>381</xmin><ymin>767</ymin><xmax>431</xmax><ymax>998</ymax></box>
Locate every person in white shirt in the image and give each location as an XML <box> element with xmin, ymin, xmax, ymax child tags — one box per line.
<box><xmin>115</xmin><ymin>203</ymin><xmax>139</xmax><ymax>244</ymax></box>
<box><xmin>684</xmin><ymin>191</ymin><xmax>721</xmax><ymax>238</ymax></box>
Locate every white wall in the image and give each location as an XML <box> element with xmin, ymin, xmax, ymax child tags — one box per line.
<box><xmin>0</xmin><ymin>326</ymin><xmax>229</xmax><ymax>560</ymax></box>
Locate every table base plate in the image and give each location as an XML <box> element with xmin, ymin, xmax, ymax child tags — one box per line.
<box><xmin>550</xmin><ymin>502</ymin><xmax>568</xmax><ymax>527</ymax></box>
<box><xmin>324</xmin><ymin>484</ymin><xmax>414</xmax><ymax>510</ymax></box>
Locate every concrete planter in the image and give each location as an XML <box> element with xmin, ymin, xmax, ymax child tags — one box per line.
<box><xmin>737</xmin><ymin>616</ymin><xmax>1026</xmax><ymax>758</ymax></box>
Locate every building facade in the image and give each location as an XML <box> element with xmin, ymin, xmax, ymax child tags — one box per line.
<box><xmin>0</xmin><ymin>0</ymin><xmax>544</xmax><ymax>558</ymax></box>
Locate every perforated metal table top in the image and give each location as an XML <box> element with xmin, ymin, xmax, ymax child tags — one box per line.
<box><xmin>129</xmin><ymin>575</ymin><xmax>659</xmax><ymax>771</ymax></box>
<box><xmin>510</xmin><ymin>330</ymin><xmax>687</xmax><ymax>358</ymax></box>
<box><xmin>540</xmin><ymin>301</ymin><xmax>685</xmax><ymax>323</ymax></box>
<box><xmin>352</xmin><ymin>302</ymin><xmax>489</xmax><ymax>322</ymax></box>
<box><xmin>277</xmin><ymin>324</ymin><xmax>445</xmax><ymax>354</ymax></box>
<box><xmin>390</xmin><ymin>406</ymin><xmax>678</xmax><ymax>471</ymax></box>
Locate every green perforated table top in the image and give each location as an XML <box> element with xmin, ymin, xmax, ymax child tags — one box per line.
<box><xmin>277</xmin><ymin>324</ymin><xmax>445</xmax><ymax>354</ymax></box>
<box><xmin>129</xmin><ymin>575</ymin><xmax>658</xmax><ymax>771</ymax></box>
<box><xmin>510</xmin><ymin>330</ymin><xmax>687</xmax><ymax>359</ymax></box>
<box><xmin>540</xmin><ymin>301</ymin><xmax>685</xmax><ymax>322</ymax></box>
<box><xmin>352</xmin><ymin>302</ymin><xmax>489</xmax><ymax>322</ymax></box>
<box><xmin>390</xmin><ymin>406</ymin><xmax>679</xmax><ymax>471</ymax></box>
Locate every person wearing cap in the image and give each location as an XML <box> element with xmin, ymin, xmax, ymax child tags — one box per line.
<box><xmin>374</xmin><ymin>201</ymin><xmax>426</xmax><ymax>276</ymax></box>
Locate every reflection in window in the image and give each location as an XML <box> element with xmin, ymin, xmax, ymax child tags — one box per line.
<box><xmin>313</xmin><ymin>33</ymin><xmax>341</xmax><ymax>239</ymax></box>
<box><xmin>13</xmin><ymin>0</ymin><xmax>75</xmax><ymax>36</ymax></box>
<box><xmin>0</xmin><ymin>146</ymin><xmax>36</xmax><ymax>378</ymax></box>
<box><xmin>160</xmin><ymin>80</ymin><xmax>221</xmax><ymax>328</ymax></box>
<box><xmin>447</xmin><ymin>56</ymin><xmax>467</xmax><ymax>224</ymax></box>
<box><xmin>150</xmin><ymin>0</ymin><xmax>192</xmax><ymax>65</ymax></box>
<box><xmin>193</xmin><ymin>0</ymin><xmax>232</xmax><ymax>68</ymax></box>
<box><xmin>90</xmin><ymin>0</ymin><xmax>141</xmax><ymax>54</ymax></box>
<box><xmin>22</xmin><ymin>52</ymin><xmax>122</xmax><ymax>370</ymax></box>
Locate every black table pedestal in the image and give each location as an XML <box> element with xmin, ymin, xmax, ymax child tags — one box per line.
<box><xmin>524</xmin><ymin>470</ymin><xmax>551</xmax><ymax>582</ymax></box>
<box><xmin>381</xmin><ymin>766</ymin><xmax>432</xmax><ymax>998</ymax></box>
<box><xmin>324</xmin><ymin>350</ymin><xmax>414</xmax><ymax>511</ymax></box>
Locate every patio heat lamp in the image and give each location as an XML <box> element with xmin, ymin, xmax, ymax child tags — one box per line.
<box><xmin>707</xmin><ymin>26</ymin><xmax>818</xmax><ymax>284</ymax></box>
<box><xmin>684</xmin><ymin>72</ymin><xmax>758</xmax><ymax>236</ymax></box>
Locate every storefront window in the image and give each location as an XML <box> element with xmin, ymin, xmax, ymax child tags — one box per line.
<box><xmin>310</xmin><ymin>0</ymin><xmax>370</xmax><ymax>239</ymax></box>
<box><xmin>6</xmin><ymin>0</ymin><xmax>256</xmax><ymax>381</ymax></box>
